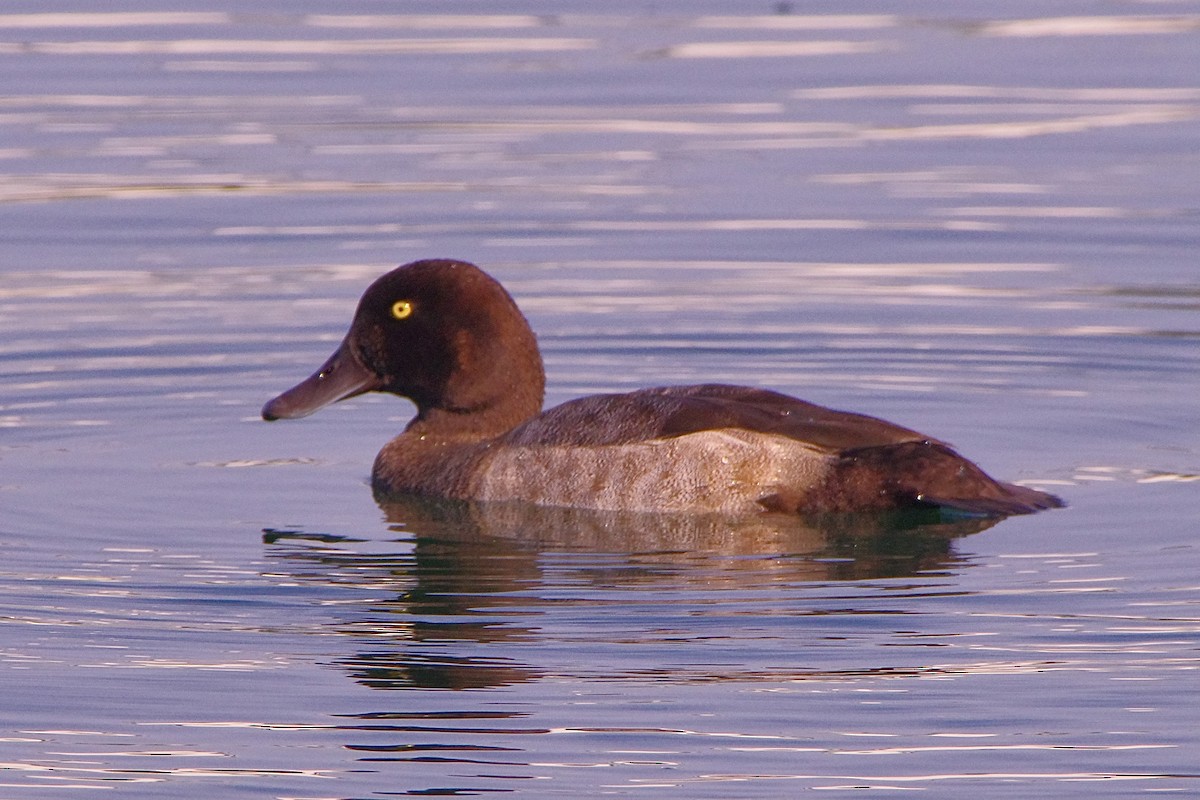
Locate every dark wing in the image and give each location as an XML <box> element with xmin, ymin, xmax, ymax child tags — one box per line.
<box><xmin>504</xmin><ymin>383</ymin><xmax>936</xmax><ymax>452</ymax></box>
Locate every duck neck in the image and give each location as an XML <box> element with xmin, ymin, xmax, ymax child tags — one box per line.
<box><xmin>406</xmin><ymin>358</ymin><xmax>545</xmax><ymax>442</ymax></box>
<box><xmin>407</xmin><ymin>397</ymin><xmax>540</xmax><ymax>442</ymax></box>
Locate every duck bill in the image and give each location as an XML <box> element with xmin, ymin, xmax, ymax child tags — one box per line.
<box><xmin>262</xmin><ymin>340</ymin><xmax>382</xmax><ymax>421</ymax></box>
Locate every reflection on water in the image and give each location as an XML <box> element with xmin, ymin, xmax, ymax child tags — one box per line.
<box><xmin>248</xmin><ymin>494</ymin><xmax>1199</xmax><ymax>795</ymax></box>
<box><xmin>263</xmin><ymin>497</ymin><xmax>997</xmax><ymax>691</ymax></box>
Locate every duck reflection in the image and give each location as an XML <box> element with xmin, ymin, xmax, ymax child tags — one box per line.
<box><xmin>263</xmin><ymin>496</ymin><xmax>999</xmax><ymax>691</ymax></box>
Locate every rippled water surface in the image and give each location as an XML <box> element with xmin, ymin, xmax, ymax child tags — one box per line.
<box><xmin>2</xmin><ymin>4</ymin><xmax>1199</xmax><ymax>797</ymax></box>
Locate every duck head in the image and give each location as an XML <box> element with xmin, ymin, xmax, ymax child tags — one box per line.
<box><xmin>262</xmin><ymin>259</ymin><xmax>545</xmax><ymax>438</ymax></box>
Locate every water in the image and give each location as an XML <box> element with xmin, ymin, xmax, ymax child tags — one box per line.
<box><xmin>2</xmin><ymin>4</ymin><xmax>1199</xmax><ymax>797</ymax></box>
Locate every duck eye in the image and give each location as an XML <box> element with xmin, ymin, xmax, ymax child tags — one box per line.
<box><xmin>390</xmin><ymin>300</ymin><xmax>414</xmax><ymax>320</ymax></box>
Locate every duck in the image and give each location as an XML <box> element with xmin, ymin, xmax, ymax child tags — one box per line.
<box><xmin>262</xmin><ymin>258</ymin><xmax>1062</xmax><ymax>517</ymax></box>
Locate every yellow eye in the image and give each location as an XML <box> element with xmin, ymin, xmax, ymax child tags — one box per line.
<box><xmin>391</xmin><ymin>300</ymin><xmax>414</xmax><ymax>320</ymax></box>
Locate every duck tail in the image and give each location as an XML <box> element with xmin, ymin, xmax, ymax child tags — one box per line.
<box><xmin>810</xmin><ymin>441</ymin><xmax>1064</xmax><ymax>516</ymax></box>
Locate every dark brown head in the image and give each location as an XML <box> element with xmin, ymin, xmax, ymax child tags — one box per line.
<box><xmin>263</xmin><ymin>259</ymin><xmax>545</xmax><ymax>438</ymax></box>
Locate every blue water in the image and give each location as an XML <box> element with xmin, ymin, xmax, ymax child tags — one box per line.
<box><xmin>2</xmin><ymin>5</ymin><xmax>1199</xmax><ymax>797</ymax></box>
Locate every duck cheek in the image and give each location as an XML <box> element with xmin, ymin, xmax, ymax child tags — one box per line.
<box><xmin>262</xmin><ymin>340</ymin><xmax>382</xmax><ymax>421</ymax></box>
